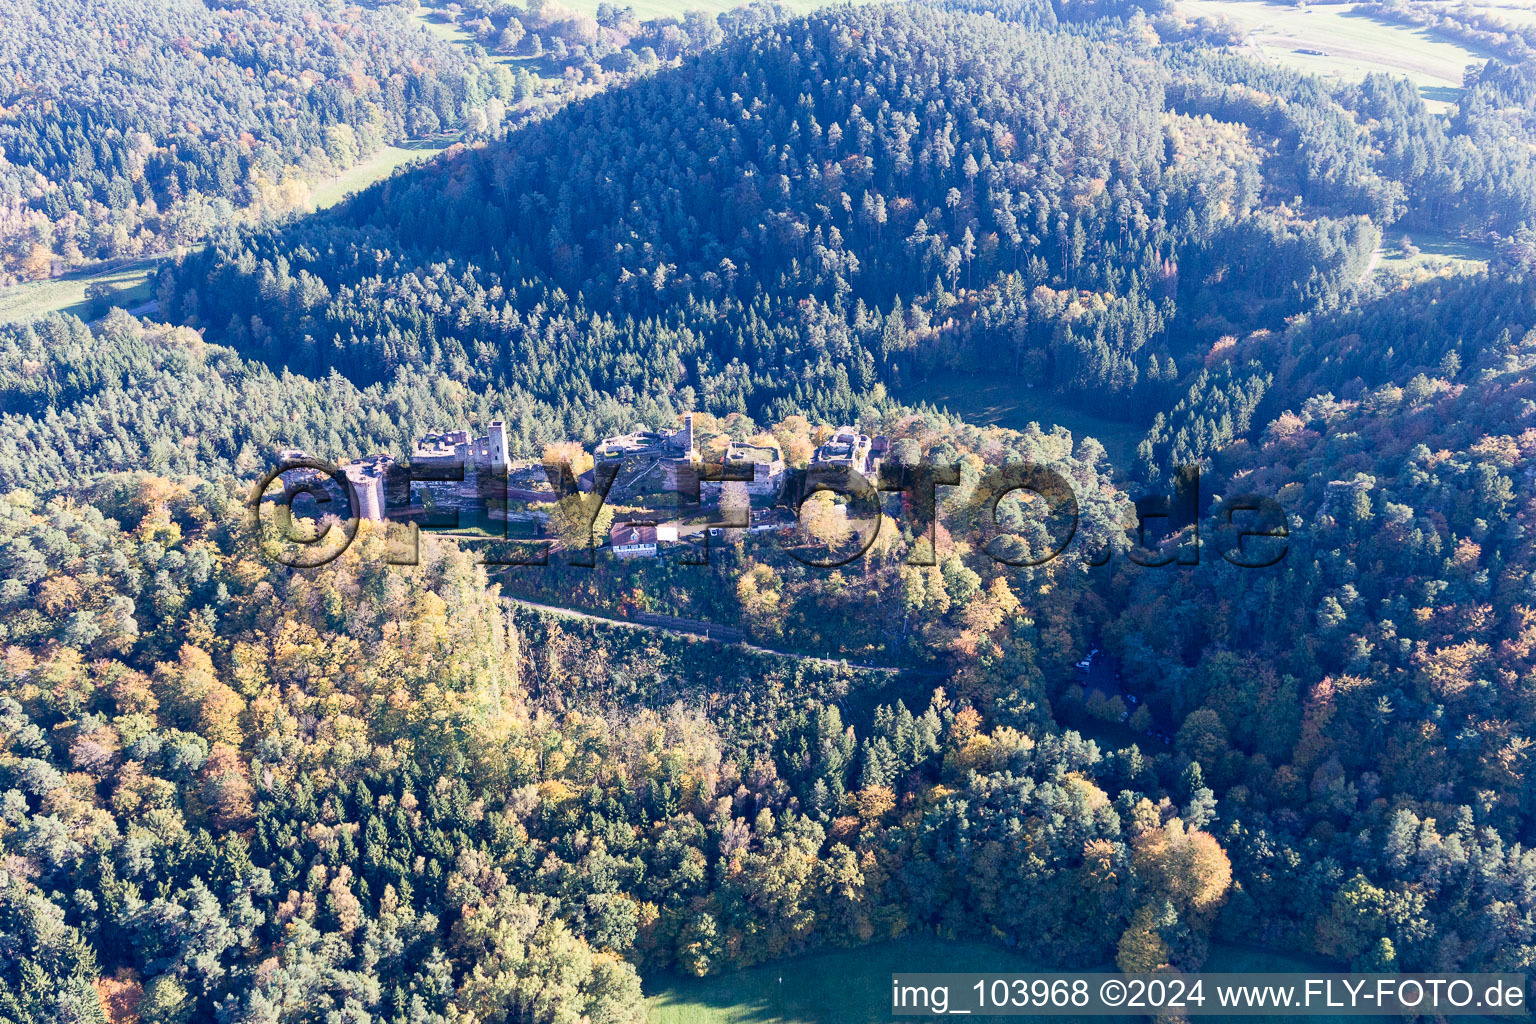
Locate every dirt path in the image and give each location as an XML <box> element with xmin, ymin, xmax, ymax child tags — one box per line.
<box><xmin>1357</xmin><ymin>244</ymin><xmax>1384</xmax><ymax>286</ymax></box>
<box><xmin>501</xmin><ymin>595</ymin><xmax>911</xmax><ymax>674</ymax></box>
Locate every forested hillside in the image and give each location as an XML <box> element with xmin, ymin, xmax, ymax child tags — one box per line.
<box><xmin>0</xmin><ymin>474</ymin><xmax>1225</xmax><ymax>1020</ymax></box>
<box><xmin>3</xmin><ymin>0</ymin><xmax>1536</xmax><ymax>1019</ymax></box>
<box><xmin>1103</xmin><ymin>267</ymin><xmax>1536</xmax><ymax>969</ymax></box>
<box><xmin>0</xmin><ymin>0</ymin><xmax>523</xmax><ymax>284</ymax></box>
<box><xmin>0</xmin><ymin>311</ymin><xmax>524</xmax><ymax>491</ymax></box>
<box><xmin>165</xmin><ymin>3</ymin><xmax>1385</xmax><ymax>438</ymax></box>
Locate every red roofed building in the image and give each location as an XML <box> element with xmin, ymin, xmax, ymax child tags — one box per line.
<box><xmin>610</xmin><ymin>521</ymin><xmax>659</xmax><ymax>558</ymax></box>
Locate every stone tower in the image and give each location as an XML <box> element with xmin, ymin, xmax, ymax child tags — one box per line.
<box><xmin>489</xmin><ymin>419</ymin><xmax>509</xmax><ymax>474</ymax></box>
<box><xmin>681</xmin><ymin>412</ymin><xmax>695</xmax><ymax>457</ymax></box>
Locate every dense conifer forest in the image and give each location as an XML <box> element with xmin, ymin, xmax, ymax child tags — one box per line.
<box><xmin>1</xmin><ymin>0</ymin><xmax>1536</xmax><ymax>1019</ymax></box>
<box><xmin>165</xmin><ymin>3</ymin><xmax>1398</xmax><ymax>434</ymax></box>
<box><xmin>0</xmin><ymin>0</ymin><xmax>505</xmax><ymax>283</ymax></box>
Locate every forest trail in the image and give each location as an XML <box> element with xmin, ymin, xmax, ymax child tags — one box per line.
<box><xmin>1357</xmin><ymin>243</ymin><xmax>1385</xmax><ymax>286</ymax></box>
<box><xmin>501</xmin><ymin>595</ymin><xmax>912</xmax><ymax>674</ymax></box>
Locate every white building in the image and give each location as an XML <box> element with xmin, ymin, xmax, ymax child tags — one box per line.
<box><xmin>610</xmin><ymin>522</ymin><xmax>660</xmax><ymax>558</ymax></box>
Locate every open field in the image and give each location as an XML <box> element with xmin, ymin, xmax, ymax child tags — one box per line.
<box><xmin>0</xmin><ymin>142</ymin><xmax>448</xmax><ymax>327</ymax></box>
<box><xmin>0</xmin><ymin>256</ymin><xmax>164</xmax><ymax>327</ymax></box>
<box><xmin>894</xmin><ymin>372</ymin><xmax>1146</xmax><ymax>473</ymax></box>
<box><xmin>1176</xmin><ymin>0</ymin><xmax>1491</xmax><ymax>112</ymax></box>
<box><xmin>413</xmin><ymin>5</ymin><xmax>480</xmax><ymax>45</ymax></box>
<box><xmin>308</xmin><ymin>140</ymin><xmax>451</xmax><ymax>209</ymax></box>
<box><xmin>646</xmin><ymin>938</ymin><xmax>1406</xmax><ymax>1024</ymax></box>
<box><xmin>647</xmin><ymin>937</ymin><xmax>1066</xmax><ymax>1024</ymax></box>
<box><xmin>1374</xmin><ymin>229</ymin><xmax>1493</xmax><ymax>280</ymax></box>
<box><xmin>412</xmin><ymin>7</ymin><xmax>530</xmax><ymax>67</ymax></box>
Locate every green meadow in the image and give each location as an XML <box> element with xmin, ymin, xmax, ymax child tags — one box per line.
<box><xmin>0</xmin><ymin>256</ymin><xmax>164</xmax><ymax>327</ymax></box>
<box><xmin>307</xmin><ymin>140</ymin><xmax>451</xmax><ymax>210</ymax></box>
<box><xmin>643</xmin><ymin>937</ymin><xmax>1416</xmax><ymax>1024</ymax></box>
<box><xmin>646</xmin><ymin>937</ymin><xmax>1073</xmax><ymax>1024</ymax></box>
<box><xmin>1374</xmin><ymin>229</ymin><xmax>1494</xmax><ymax>281</ymax></box>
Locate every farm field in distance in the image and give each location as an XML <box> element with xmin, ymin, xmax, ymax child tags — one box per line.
<box><xmin>1175</xmin><ymin>0</ymin><xmax>1492</xmax><ymax>111</ymax></box>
